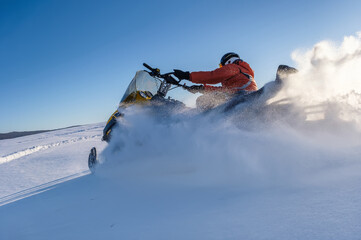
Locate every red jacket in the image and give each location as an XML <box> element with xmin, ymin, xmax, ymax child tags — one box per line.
<box><xmin>190</xmin><ymin>60</ymin><xmax>258</xmax><ymax>93</ymax></box>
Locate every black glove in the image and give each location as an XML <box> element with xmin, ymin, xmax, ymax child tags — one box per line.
<box><xmin>187</xmin><ymin>85</ymin><xmax>204</xmax><ymax>94</ymax></box>
<box><xmin>173</xmin><ymin>69</ymin><xmax>190</xmax><ymax>80</ymax></box>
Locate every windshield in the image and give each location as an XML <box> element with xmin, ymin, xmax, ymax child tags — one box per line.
<box><xmin>120</xmin><ymin>71</ymin><xmax>161</xmax><ymax>103</ymax></box>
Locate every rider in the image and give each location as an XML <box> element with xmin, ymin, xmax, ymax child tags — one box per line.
<box><xmin>173</xmin><ymin>52</ymin><xmax>258</xmax><ymax>109</ymax></box>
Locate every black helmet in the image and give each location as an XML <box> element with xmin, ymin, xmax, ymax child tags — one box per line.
<box><xmin>220</xmin><ymin>52</ymin><xmax>240</xmax><ymax>67</ymax></box>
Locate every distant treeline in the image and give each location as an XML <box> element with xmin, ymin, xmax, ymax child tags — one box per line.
<box><xmin>0</xmin><ymin>126</ymin><xmax>80</xmax><ymax>140</ymax></box>
<box><xmin>0</xmin><ymin>131</ymin><xmax>50</xmax><ymax>140</ymax></box>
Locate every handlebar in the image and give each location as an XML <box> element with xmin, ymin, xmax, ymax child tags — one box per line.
<box><xmin>143</xmin><ymin>63</ymin><xmax>153</xmax><ymax>71</ymax></box>
<box><xmin>143</xmin><ymin>63</ymin><xmax>161</xmax><ymax>77</ymax></box>
<box><xmin>143</xmin><ymin>63</ymin><xmax>200</xmax><ymax>93</ymax></box>
<box><xmin>143</xmin><ymin>63</ymin><xmax>180</xmax><ymax>85</ymax></box>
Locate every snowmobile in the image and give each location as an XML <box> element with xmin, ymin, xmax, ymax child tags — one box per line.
<box><xmin>101</xmin><ymin>63</ymin><xmax>190</xmax><ymax>142</ymax></box>
<box><xmin>88</xmin><ymin>64</ymin><xmax>300</xmax><ymax>173</ymax></box>
<box><xmin>88</xmin><ymin>63</ymin><xmax>192</xmax><ymax>172</ymax></box>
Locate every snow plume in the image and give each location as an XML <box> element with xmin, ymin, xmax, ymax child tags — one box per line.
<box><xmin>283</xmin><ymin>32</ymin><xmax>361</xmax><ymax>129</ymax></box>
<box><xmin>97</xmin><ymin>33</ymin><xmax>361</xmax><ymax>190</ymax></box>
<box><xmin>97</xmin><ymin>108</ymin><xmax>360</xmax><ymax>189</ymax></box>
<box><xmin>289</xmin><ymin>32</ymin><xmax>361</xmax><ymax>97</ymax></box>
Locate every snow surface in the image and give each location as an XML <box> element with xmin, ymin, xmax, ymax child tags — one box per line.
<box><xmin>1</xmin><ymin>33</ymin><xmax>361</xmax><ymax>239</ymax></box>
<box><xmin>1</xmin><ymin>117</ymin><xmax>361</xmax><ymax>240</ymax></box>
<box><xmin>0</xmin><ymin>123</ymin><xmax>105</xmax><ymax>200</ymax></box>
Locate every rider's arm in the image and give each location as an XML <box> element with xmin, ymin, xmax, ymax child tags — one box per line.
<box><xmin>189</xmin><ymin>64</ymin><xmax>238</xmax><ymax>85</ymax></box>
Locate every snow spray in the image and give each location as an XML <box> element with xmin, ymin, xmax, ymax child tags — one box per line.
<box><xmin>98</xmin><ymin>33</ymin><xmax>361</xmax><ymax>190</ymax></box>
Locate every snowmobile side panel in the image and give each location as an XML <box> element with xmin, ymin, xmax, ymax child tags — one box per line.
<box><xmin>102</xmin><ymin>110</ymin><xmax>123</xmax><ymax>142</ymax></box>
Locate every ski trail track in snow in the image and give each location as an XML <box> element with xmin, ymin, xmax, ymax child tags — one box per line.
<box><xmin>0</xmin><ymin>170</ymin><xmax>89</xmax><ymax>207</ymax></box>
<box><xmin>0</xmin><ymin>134</ymin><xmax>101</xmax><ymax>164</ymax></box>
<box><xmin>0</xmin><ymin>123</ymin><xmax>106</xmax><ymax>199</ymax></box>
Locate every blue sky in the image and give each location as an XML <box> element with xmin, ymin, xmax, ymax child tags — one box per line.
<box><xmin>1</xmin><ymin>0</ymin><xmax>361</xmax><ymax>132</ymax></box>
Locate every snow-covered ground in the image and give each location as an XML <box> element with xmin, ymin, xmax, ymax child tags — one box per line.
<box><xmin>0</xmin><ymin>123</ymin><xmax>106</xmax><ymax>202</ymax></box>
<box><xmin>1</xmin><ymin>106</ymin><xmax>361</xmax><ymax>240</ymax></box>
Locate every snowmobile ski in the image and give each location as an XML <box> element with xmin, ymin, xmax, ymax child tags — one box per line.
<box><xmin>88</xmin><ymin>147</ymin><xmax>98</xmax><ymax>173</ymax></box>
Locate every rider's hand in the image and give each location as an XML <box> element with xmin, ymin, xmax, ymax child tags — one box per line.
<box><xmin>187</xmin><ymin>85</ymin><xmax>204</xmax><ymax>94</ymax></box>
<box><xmin>173</xmin><ymin>69</ymin><xmax>190</xmax><ymax>80</ymax></box>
